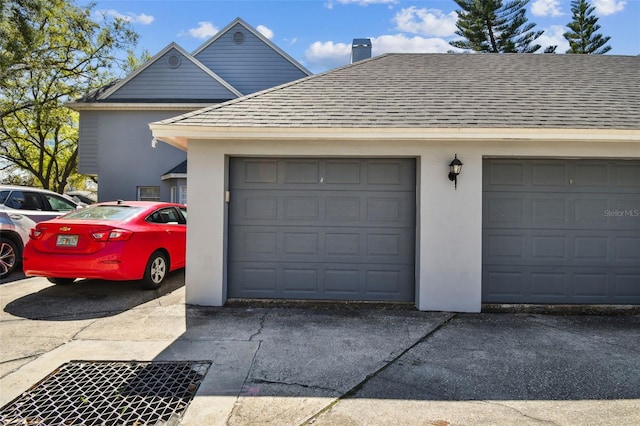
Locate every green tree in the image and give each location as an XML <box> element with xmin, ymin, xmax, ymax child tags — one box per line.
<box><xmin>564</xmin><ymin>0</ymin><xmax>611</xmax><ymax>54</ymax></box>
<box><xmin>450</xmin><ymin>0</ymin><xmax>544</xmax><ymax>53</ymax></box>
<box><xmin>0</xmin><ymin>0</ymin><xmax>138</xmax><ymax>192</ymax></box>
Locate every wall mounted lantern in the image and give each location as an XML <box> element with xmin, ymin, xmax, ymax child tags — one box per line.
<box><xmin>448</xmin><ymin>154</ymin><xmax>463</xmax><ymax>189</ymax></box>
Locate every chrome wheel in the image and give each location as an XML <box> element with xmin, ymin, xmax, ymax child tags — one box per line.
<box><xmin>150</xmin><ymin>256</ymin><xmax>166</xmax><ymax>283</ymax></box>
<box><xmin>0</xmin><ymin>239</ymin><xmax>18</xmax><ymax>278</ymax></box>
<box><xmin>142</xmin><ymin>252</ymin><xmax>168</xmax><ymax>289</ymax></box>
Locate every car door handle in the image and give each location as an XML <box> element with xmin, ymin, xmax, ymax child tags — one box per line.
<box><xmin>9</xmin><ymin>214</ymin><xmax>24</xmax><ymax>220</ymax></box>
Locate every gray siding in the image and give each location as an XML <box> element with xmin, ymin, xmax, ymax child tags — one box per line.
<box><xmin>78</xmin><ymin>111</ymin><xmax>99</xmax><ymax>175</ymax></box>
<box><xmin>92</xmin><ymin>110</ymin><xmax>187</xmax><ymax>202</ymax></box>
<box><xmin>195</xmin><ymin>23</ymin><xmax>308</xmax><ymax>95</ymax></box>
<box><xmin>228</xmin><ymin>158</ymin><xmax>416</xmax><ymax>301</ymax></box>
<box><xmin>483</xmin><ymin>159</ymin><xmax>640</xmax><ymax>304</ymax></box>
<box><xmin>108</xmin><ymin>48</ymin><xmax>238</xmax><ymax>100</ymax></box>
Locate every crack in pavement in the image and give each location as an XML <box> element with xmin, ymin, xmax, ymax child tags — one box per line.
<box><xmin>478</xmin><ymin>400</ymin><xmax>561</xmax><ymax>425</ymax></box>
<box><xmin>301</xmin><ymin>313</ymin><xmax>457</xmax><ymax>425</ymax></box>
<box><xmin>226</xmin><ymin>340</ymin><xmax>263</xmax><ymax>425</ymax></box>
<box><xmin>0</xmin><ymin>354</ymin><xmax>43</xmax><ymax>380</ymax></box>
<box><xmin>251</xmin><ymin>378</ymin><xmax>341</xmax><ymax>396</ymax></box>
<box><xmin>248</xmin><ymin>312</ymin><xmax>267</xmax><ymax>341</ymax></box>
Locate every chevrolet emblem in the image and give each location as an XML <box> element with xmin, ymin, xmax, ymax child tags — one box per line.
<box><xmin>59</xmin><ymin>226</ymin><xmax>72</xmax><ymax>231</ymax></box>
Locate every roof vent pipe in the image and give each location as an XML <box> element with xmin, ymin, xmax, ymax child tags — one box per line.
<box><xmin>351</xmin><ymin>38</ymin><xmax>372</xmax><ymax>63</ymax></box>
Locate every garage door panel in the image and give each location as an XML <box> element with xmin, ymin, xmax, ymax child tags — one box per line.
<box><xmin>530</xmin><ymin>273</ymin><xmax>567</xmax><ymax>298</ymax></box>
<box><xmin>617</xmin><ymin>275</ymin><xmax>640</xmax><ymax>298</ymax></box>
<box><xmin>229</xmin><ymin>261</ymin><xmax>414</xmax><ymax>301</ymax></box>
<box><xmin>229</xmin><ymin>226</ymin><xmax>414</xmax><ymax>264</ymax></box>
<box><xmin>532</xmin><ymin>161</ymin><xmax>569</xmax><ymax>186</ymax></box>
<box><xmin>231</xmin><ymin>158</ymin><xmax>415</xmax><ymax>191</ymax></box>
<box><xmin>483</xmin><ymin>159</ymin><xmax>640</xmax><ymax>304</ymax></box>
<box><xmin>484</xmin><ymin>266</ymin><xmax>638</xmax><ymax>303</ymax></box>
<box><xmin>485</xmin><ymin>161</ymin><xmax>640</xmax><ymax>193</ymax></box>
<box><xmin>240</xmin><ymin>267</ymin><xmax>277</xmax><ymax>293</ymax></box>
<box><xmin>229</xmin><ymin>157</ymin><xmax>416</xmax><ymax>302</ymax></box>
<box><xmin>241</xmin><ymin>159</ymin><xmax>278</xmax><ymax>183</ymax></box>
<box><xmin>485</xmin><ymin>193</ymin><xmax>634</xmax><ymax>230</ymax></box>
<box><xmin>231</xmin><ymin>190</ymin><xmax>414</xmax><ymax>227</ymax></box>
<box><xmin>615</xmin><ymin>163</ymin><xmax>640</xmax><ymax>187</ymax></box>
<box><xmin>485</xmin><ymin>229</ymin><xmax>636</xmax><ymax>267</ymax></box>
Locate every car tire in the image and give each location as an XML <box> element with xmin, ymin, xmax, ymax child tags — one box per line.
<box><xmin>47</xmin><ymin>277</ymin><xmax>76</xmax><ymax>285</ymax></box>
<box><xmin>0</xmin><ymin>237</ymin><xmax>19</xmax><ymax>279</ymax></box>
<box><xmin>142</xmin><ymin>251</ymin><xmax>168</xmax><ymax>290</ymax></box>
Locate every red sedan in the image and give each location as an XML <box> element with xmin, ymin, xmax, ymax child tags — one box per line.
<box><xmin>23</xmin><ymin>201</ymin><xmax>187</xmax><ymax>289</ymax></box>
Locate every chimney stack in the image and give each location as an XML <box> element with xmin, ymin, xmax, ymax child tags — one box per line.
<box><xmin>351</xmin><ymin>38</ymin><xmax>372</xmax><ymax>63</ymax></box>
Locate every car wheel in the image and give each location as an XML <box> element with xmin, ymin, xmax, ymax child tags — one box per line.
<box><xmin>47</xmin><ymin>277</ymin><xmax>76</xmax><ymax>285</ymax></box>
<box><xmin>0</xmin><ymin>238</ymin><xmax>19</xmax><ymax>279</ymax></box>
<box><xmin>142</xmin><ymin>251</ymin><xmax>168</xmax><ymax>290</ymax></box>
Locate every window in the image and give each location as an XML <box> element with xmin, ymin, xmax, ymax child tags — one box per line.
<box><xmin>137</xmin><ymin>186</ymin><xmax>160</xmax><ymax>201</ymax></box>
<box><xmin>64</xmin><ymin>205</ymin><xmax>143</xmax><ymax>220</ymax></box>
<box><xmin>171</xmin><ymin>185</ymin><xmax>187</xmax><ymax>205</ymax></box>
<box><xmin>5</xmin><ymin>191</ymin><xmax>44</xmax><ymax>210</ymax></box>
<box><xmin>44</xmin><ymin>193</ymin><xmax>76</xmax><ymax>212</ymax></box>
<box><xmin>147</xmin><ymin>207</ymin><xmax>186</xmax><ymax>225</ymax></box>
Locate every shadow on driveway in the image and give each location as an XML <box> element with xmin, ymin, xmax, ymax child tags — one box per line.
<box><xmin>3</xmin><ymin>270</ymin><xmax>184</xmax><ymax>321</ymax></box>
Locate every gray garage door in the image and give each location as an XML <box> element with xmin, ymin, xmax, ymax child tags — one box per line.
<box><xmin>228</xmin><ymin>158</ymin><xmax>416</xmax><ymax>301</ymax></box>
<box><xmin>483</xmin><ymin>159</ymin><xmax>640</xmax><ymax>304</ymax></box>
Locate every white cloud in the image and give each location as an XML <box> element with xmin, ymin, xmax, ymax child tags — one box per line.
<box><xmin>181</xmin><ymin>22</ymin><xmax>219</xmax><ymax>39</ymax></box>
<box><xmin>372</xmin><ymin>34</ymin><xmax>462</xmax><ymax>54</ymax></box>
<box><xmin>393</xmin><ymin>6</ymin><xmax>457</xmax><ymax>37</ymax></box>
<box><xmin>95</xmin><ymin>9</ymin><xmax>154</xmax><ymax>25</ymax></box>
<box><xmin>305</xmin><ymin>41</ymin><xmax>352</xmax><ymax>71</ymax></box>
<box><xmin>328</xmin><ymin>0</ymin><xmax>397</xmax><ymax>6</ymax></box>
<box><xmin>536</xmin><ymin>25</ymin><xmax>570</xmax><ymax>53</ymax></box>
<box><xmin>256</xmin><ymin>25</ymin><xmax>274</xmax><ymax>40</ymax></box>
<box><xmin>593</xmin><ymin>0</ymin><xmax>626</xmax><ymax>15</ymax></box>
<box><xmin>305</xmin><ymin>34</ymin><xmax>462</xmax><ymax>72</ymax></box>
<box><xmin>531</xmin><ymin>0</ymin><xmax>564</xmax><ymax>17</ymax></box>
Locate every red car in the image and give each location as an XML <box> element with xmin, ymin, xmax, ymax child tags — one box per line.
<box><xmin>23</xmin><ymin>201</ymin><xmax>187</xmax><ymax>289</ymax></box>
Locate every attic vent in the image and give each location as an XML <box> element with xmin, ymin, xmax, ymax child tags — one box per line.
<box><xmin>233</xmin><ymin>31</ymin><xmax>245</xmax><ymax>44</ymax></box>
<box><xmin>167</xmin><ymin>55</ymin><xmax>181</xmax><ymax>68</ymax></box>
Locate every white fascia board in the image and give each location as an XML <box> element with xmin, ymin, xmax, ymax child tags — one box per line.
<box><xmin>161</xmin><ymin>173</ymin><xmax>187</xmax><ymax>181</ymax></box>
<box><xmin>66</xmin><ymin>102</ymin><xmax>213</xmax><ymax>112</ymax></box>
<box><xmin>149</xmin><ymin>125</ymin><xmax>640</xmax><ymax>149</ymax></box>
<box><xmin>191</xmin><ymin>17</ymin><xmax>311</xmax><ymax>76</ymax></box>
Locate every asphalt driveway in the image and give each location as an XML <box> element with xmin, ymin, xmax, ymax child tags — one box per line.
<box><xmin>1</xmin><ymin>275</ymin><xmax>638</xmax><ymax>425</ymax></box>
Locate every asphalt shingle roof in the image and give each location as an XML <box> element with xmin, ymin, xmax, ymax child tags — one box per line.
<box><xmin>158</xmin><ymin>53</ymin><xmax>640</xmax><ymax>130</ymax></box>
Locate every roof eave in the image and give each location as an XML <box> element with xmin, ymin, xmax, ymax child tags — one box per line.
<box><xmin>67</xmin><ymin>102</ymin><xmax>216</xmax><ymax>111</ymax></box>
<box><xmin>149</xmin><ymin>125</ymin><xmax>640</xmax><ymax>150</ymax></box>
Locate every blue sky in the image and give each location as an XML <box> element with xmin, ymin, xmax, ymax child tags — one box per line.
<box><xmin>87</xmin><ymin>0</ymin><xmax>639</xmax><ymax>73</ymax></box>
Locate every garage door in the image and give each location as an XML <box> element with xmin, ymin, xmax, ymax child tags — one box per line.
<box><xmin>483</xmin><ymin>159</ymin><xmax>640</xmax><ymax>304</ymax></box>
<box><xmin>228</xmin><ymin>158</ymin><xmax>416</xmax><ymax>301</ymax></box>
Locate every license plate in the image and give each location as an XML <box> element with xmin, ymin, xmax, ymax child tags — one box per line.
<box><xmin>56</xmin><ymin>235</ymin><xmax>79</xmax><ymax>247</ymax></box>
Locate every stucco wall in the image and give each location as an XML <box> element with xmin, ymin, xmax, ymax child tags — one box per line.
<box><xmin>184</xmin><ymin>138</ymin><xmax>639</xmax><ymax>312</ymax></box>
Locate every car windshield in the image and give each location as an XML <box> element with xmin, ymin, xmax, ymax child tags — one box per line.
<box><xmin>61</xmin><ymin>205</ymin><xmax>144</xmax><ymax>221</ymax></box>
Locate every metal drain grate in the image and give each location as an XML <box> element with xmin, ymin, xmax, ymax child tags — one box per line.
<box><xmin>0</xmin><ymin>360</ymin><xmax>211</xmax><ymax>426</ymax></box>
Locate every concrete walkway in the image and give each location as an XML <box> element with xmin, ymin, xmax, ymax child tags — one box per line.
<box><xmin>1</xmin><ymin>273</ymin><xmax>639</xmax><ymax>425</ymax></box>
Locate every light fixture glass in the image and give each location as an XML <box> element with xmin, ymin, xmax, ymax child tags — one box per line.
<box><xmin>448</xmin><ymin>154</ymin><xmax>463</xmax><ymax>189</ymax></box>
